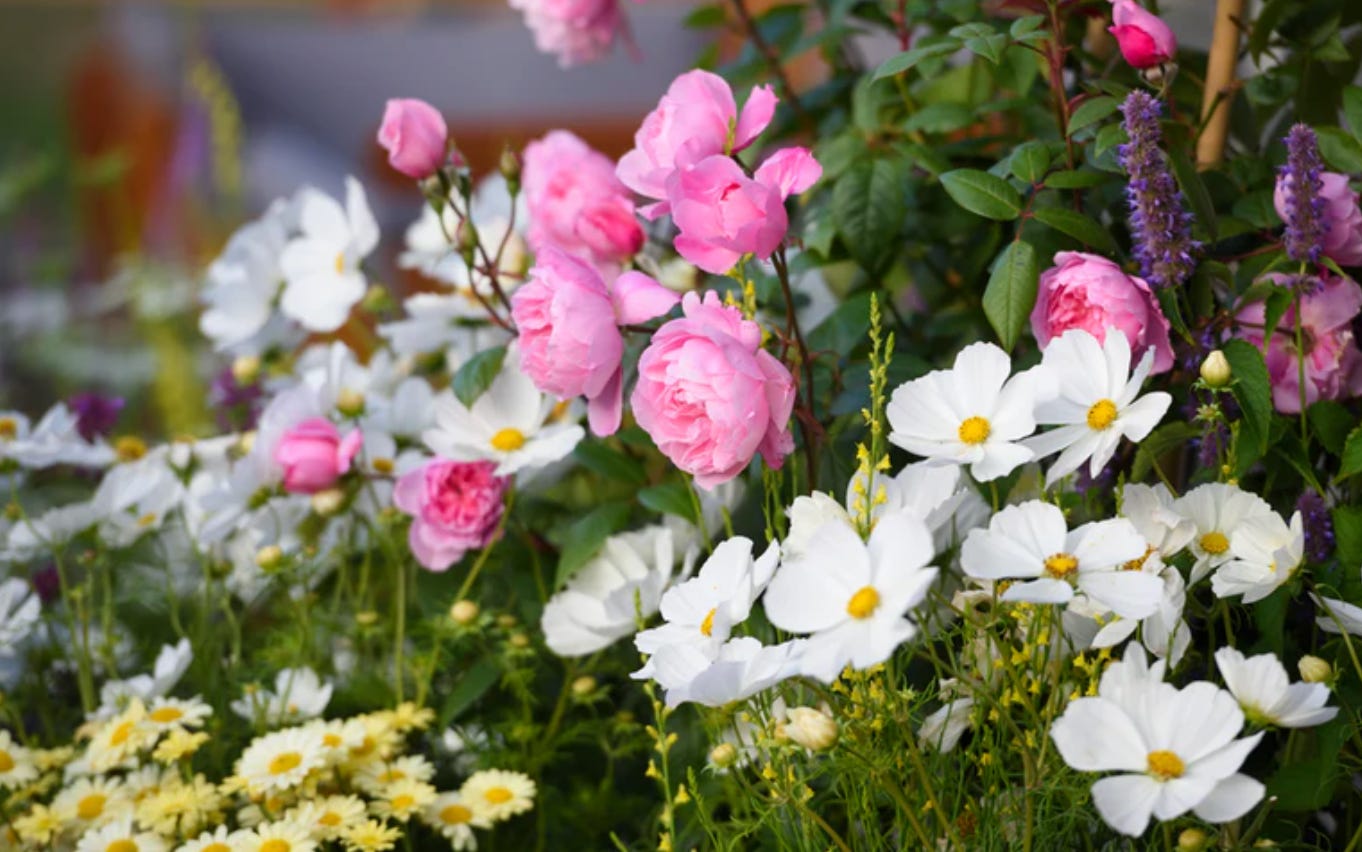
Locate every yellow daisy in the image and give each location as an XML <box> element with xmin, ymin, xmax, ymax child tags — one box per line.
<box><xmin>12</xmin><ymin>804</ymin><xmax>61</xmax><ymax>846</ymax></box>
<box><xmin>340</xmin><ymin>714</ymin><xmax>401</xmax><ymax>773</ymax></box>
<box><xmin>353</xmin><ymin>755</ymin><xmax>434</xmax><ymax>795</ymax></box>
<box><xmin>305</xmin><ymin>717</ymin><xmax>365</xmax><ymax>763</ymax></box>
<box><xmin>386</xmin><ymin>702</ymin><xmax>435</xmax><ymax>733</ymax></box>
<box><xmin>459</xmin><ymin>769</ymin><xmax>536</xmax><ymax>823</ymax></box>
<box><xmin>0</xmin><ymin>729</ymin><xmax>38</xmax><ymax>789</ymax></box>
<box><xmin>51</xmin><ymin>776</ymin><xmax>133</xmax><ymax>829</ymax></box>
<box><xmin>341</xmin><ymin>819</ymin><xmax>401</xmax><ymax>852</ymax></box>
<box><xmin>134</xmin><ymin>774</ymin><xmax>222</xmax><ymax>837</ymax></box>
<box><xmin>368</xmin><ymin>778</ymin><xmax>436</xmax><ymax>823</ymax></box>
<box><xmin>235</xmin><ymin>727</ymin><xmax>326</xmax><ymax>795</ymax></box>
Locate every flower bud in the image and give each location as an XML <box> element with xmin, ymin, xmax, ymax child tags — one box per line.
<box><xmin>232</xmin><ymin>355</ymin><xmax>262</xmax><ymax>386</ymax></box>
<box><xmin>499</xmin><ymin>146</ymin><xmax>521</xmax><ymax>194</ymax></box>
<box><xmin>1200</xmin><ymin>350</ymin><xmax>1232</xmax><ymax>388</ymax></box>
<box><xmin>449</xmin><ymin>600</ymin><xmax>480</xmax><ymax>625</ymax></box>
<box><xmin>255</xmin><ymin>545</ymin><xmax>284</xmax><ymax>572</ymax></box>
<box><xmin>508</xmin><ymin>632</ymin><xmax>530</xmax><ymax>649</ymax></box>
<box><xmin>458</xmin><ymin>221</ymin><xmax>479</xmax><ymax>267</ymax></box>
<box><xmin>335</xmin><ymin>388</ymin><xmax>366</xmax><ymax>419</ymax></box>
<box><xmin>1298</xmin><ymin>654</ymin><xmax>1332</xmax><ymax>684</ymax></box>
<box><xmin>1176</xmin><ymin>828</ymin><xmax>1208</xmax><ymax>851</ymax></box>
<box><xmin>708</xmin><ymin>742</ymin><xmax>738</xmax><ymax>768</ymax></box>
<box><xmin>496</xmin><ymin>614</ymin><xmax>518</xmax><ymax>629</ymax></box>
<box><xmin>781</xmin><ymin>707</ymin><xmax>839</xmax><ymax>752</ymax></box>
<box><xmin>310</xmin><ymin>488</ymin><xmax>346</xmax><ymax>516</ymax></box>
<box><xmin>237</xmin><ymin>431</ymin><xmax>256</xmax><ymax>456</ymax></box>
<box><xmin>571</xmin><ymin>676</ymin><xmax>597</xmax><ymax>697</ymax></box>
<box><xmin>361</xmin><ymin>284</ymin><xmax>393</xmax><ymax>314</ymax></box>
<box><xmin>377</xmin><ymin>98</ymin><xmax>448</xmax><ymax>180</ymax></box>
<box><xmin>356</xmin><ymin>610</ymin><xmax>380</xmax><ymax>627</ymax></box>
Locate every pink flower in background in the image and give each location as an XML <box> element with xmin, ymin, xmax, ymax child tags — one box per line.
<box><xmin>512</xmin><ymin>248</ymin><xmax>679</xmax><ymax>435</ymax></box>
<box><xmin>1032</xmin><ymin>251</ymin><xmax>1175</xmax><ymax>374</ymax></box>
<box><xmin>666</xmin><ymin>147</ymin><xmax>821</xmax><ymax>274</ymax></box>
<box><xmin>1235</xmin><ymin>273</ymin><xmax>1362</xmax><ymax>413</ymax></box>
<box><xmin>274</xmin><ymin>418</ymin><xmax>362</xmax><ymax>494</ymax></box>
<box><xmin>631</xmin><ymin>291</ymin><xmax>795</xmax><ymax>489</ymax></box>
<box><xmin>377</xmin><ymin>98</ymin><xmax>448</xmax><ymax>179</ymax></box>
<box><xmin>1108</xmin><ymin>0</ymin><xmax>1176</xmax><ymax>70</ymax></box>
<box><xmin>617</xmin><ymin>70</ymin><xmax>778</xmax><ymax>217</ymax></box>
<box><xmin>509</xmin><ymin>0</ymin><xmax>629</xmax><ymax>68</ymax></box>
<box><xmin>1274</xmin><ymin>172</ymin><xmax>1362</xmax><ymax>267</ymax></box>
<box><xmin>523</xmin><ymin>130</ymin><xmax>644</xmax><ymax>274</ymax></box>
<box><xmin>394</xmin><ymin>459</ymin><xmax>509</xmax><ymax>571</ymax></box>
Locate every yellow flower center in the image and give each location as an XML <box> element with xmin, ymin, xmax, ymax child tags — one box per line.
<box><xmin>846</xmin><ymin>586</ymin><xmax>881</xmax><ymax>620</ymax></box>
<box><xmin>1044</xmin><ymin>553</ymin><xmax>1079</xmax><ymax>580</ymax></box>
<box><xmin>1200</xmin><ymin>531</ymin><xmax>1229</xmax><ymax>555</ymax></box>
<box><xmin>0</xmin><ymin>417</ymin><xmax>16</xmax><ymax>440</ymax></box>
<box><xmin>77</xmin><ymin>793</ymin><xmax>107</xmax><ymax>819</ymax></box>
<box><xmin>390</xmin><ymin>794</ymin><xmax>415</xmax><ymax>812</ymax></box>
<box><xmin>372</xmin><ymin>457</ymin><xmax>394</xmax><ymax>474</ymax></box>
<box><xmin>1086</xmin><ymin>399</ymin><xmax>1118</xmax><ymax>430</ymax></box>
<box><xmin>106</xmin><ymin>841</ymin><xmax>138</xmax><ymax>852</ymax></box>
<box><xmin>323</xmin><ymin>733</ymin><xmax>343</xmax><ymax>748</ymax></box>
<box><xmin>109</xmin><ymin>721</ymin><xmax>136</xmax><ymax>747</ymax></box>
<box><xmin>440</xmin><ymin>803</ymin><xmax>473</xmax><ymax>825</ymax></box>
<box><xmin>379</xmin><ymin>769</ymin><xmax>406</xmax><ymax>783</ymax></box>
<box><xmin>490</xmin><ymin>428</ymin><xmax>526</xmax><ymax>452</ymax></box>
<box><xmin>149</xmin><ymin>707</ymin><xmax>183</xmax><ymax>724</ymax></box>
<box><xmin>203</xmin><ymin>845</ymin><xmax>230</xmax><ymax>852</ymax></box>
<box><xmin>261</xmin><ymin>841</ymin><xmax>290</xmax><ymax>852</ymax></box>
<box><xmin>1122</xmin><ymin>545</ymin><xmax>1156</xmax><ymax>571</ymax></box>
<box><xmin>957</xmin><ymin>416</ymin><xmax>991</xmax><ymax>445</ymax></box>
<box><xmin>353</xmin><ymin>736</ymin><xmax>376</xmax><ymax>756</ymax></box>
<box><xmin>333</xmin><ymin>252</ymin><xmax>346</xmax><ymax>275</ymax></box>
<box><xmin>0</xmin><ymin>750</ymin><xmax>12</xmax><ymax>772</ymax></box>
<box><xmin>700</xmin><ymin>608</ymin><xmax>716</xmax><ymax>637</ymax></box>
<box><xmin>268</xmin><ymin>751</ymin><xmax>302</xmax><ymax>775</ymax></box>
<box><xmin>114</xmin><ymin>436</ymin><xmax>147</xmax><ymax>462</ymax></box>
<box><xmin>136</xmin><ymin>512</ymin><xmax>158</xmax><ymax>528</ymax></box>
<box><xmin>319</xmin><ymin>811</ymin><xmax>342</xmax><ymax>827</ymax></box>
<box><xmin>549</xmin><ymin>400</ymin><xmax>572</xmax><ymax>421</ymax></box>
<box><xmin>485</xmin><ymin>786</ymin><xmax>514</xmax><ymax>805</ymax></box>
<box><xmin>1146</xmin><ymin>749</ymin><xmax>1185</xmax><ymax>780</ymax></box>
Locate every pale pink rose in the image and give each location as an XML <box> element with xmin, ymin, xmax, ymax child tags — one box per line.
<box><xmin>377</xmin><ymin>99</ymin><xmax>448</xmax><ymax>179</ymax></box>
<box><xmin>509</xmin><ymin>0</ymin><xmax>628</xmax><ymax>68</ymax></box>
<box><xmin>274</xmin><ymin>417</ymin><xmax>362</xmax><ymax>494</ymax></box>
<box><xmin>617</xmin><ymin>70</ymin><xmax>778</xmax><ymax>218</ymax></box>
<box><xmin>523</xmin><ymin>130</ymin><xmax>644</xmax><ymax>273</ymax></box>
<box><xmin>1235</xmin><ymin>273</ymin><xmax>1362</xmax><ymax>413</ymax></box>
<box><xmin>1109</xmin><ymin>0</ymin><xmax>1176</xmax><ymax>70</ymax></box>
<box><xmin>631</xmin><ymin>291</ymin><xmax>796</xmax><ymax>489</ymax></box>
<box><xmin>393</xmin><ymin>459</ymin><xmax>509</xmax><ymax>571</ymax></box>
<box><xmin>1032</xmin><ymin>251</ymin><xmax>1175</xmax><ymax>374</ymax></box>
<box><xmin>512</xmin><ymin>248</ymin><xmax>678</xmax><ymax>435</ymax></box>
<box><xmin>1274</xmin><ymin>172</ymin><xmax>1362</xmax><ymax>267</ymax></box>
<box><xmin>664</xmin><ymin>147</ymin><xmax>821</xmax><ymax>275</ymax></box>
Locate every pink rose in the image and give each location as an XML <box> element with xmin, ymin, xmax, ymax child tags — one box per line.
<box><xmin>393</xmin><ymin>459</ymin><xmax>509</xmax><ymax>571</ymax></box>
<box><xmin>512</xmin><ymin>248</ymin><xmax>679</xmax><ymax>435</ymax></box>
<box><xmin>631</xmin><ymin>291</ymin><xmax>796</xmax><ymax>489</ymax></box>
<box><xmin>617</xmin><ymin>70</ymin><xmax>778</xmax><ymax>218</ymax></box>
<box><xmin>1274</xmin><ymin>172</ymin><xmax>1362</xmax><ymax>267</ymax></box>
<box><xmin>377</xmin><ymin>99</ymin><xmax>448</xmax><ymax>179</ymax></box>
<box><xmin>1032</xmin><ymin>251</ymin><xmax>1175</xmax><ymax>374</ymax></box>
<box><xmin>274</xmin><ymin>418</ymin><xmax>362</xmax><ymax>494</ymax></box>
<box><xmin>1235</xmin><ymin>273</ymin><xmax>1362</xmax><ymax>413</ymax></box>
<box><xmin>508</xmin><ymin>0</ymin><xmax>627</xmax><ymax>68</ymax></box>
<box><xmin>1108</xmin><ymin>0</ymin><xmax>1176</xmax><ymax>70</ymax></box>
<box><xmin>523</xmin><ymin>131</ymin><xmax>644</xmax><ymax>273</ymax></box>
<box><xmin>666</xmin><ymin>147</ymin><xmax>822</xmax><ymax>275</ymax></box>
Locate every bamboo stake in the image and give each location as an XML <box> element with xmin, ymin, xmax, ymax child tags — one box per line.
<box><xmin>1197</xmin><ymin>0</ymin><xmax>1246</xmax><ymax>169</ymax></box>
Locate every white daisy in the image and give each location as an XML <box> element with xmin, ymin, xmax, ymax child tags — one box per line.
<box><xmin>289</xmin><ymin>794</ymin><xmax>366</xmax><ymax>840</ymax></box>
<box><xmin>278</xmin><ymin>177</ymin><xmax>379</xmax><ymax>333</ymax></box>
<box><xmin>423</xmin><ymin>791</ymin><xmax>489</xmax><ymax>849</ymax></box>
<box><xmin>175</xmin><ymin>825</ymin><xmax>248</xmax><ymax>852</ymax></box>
<box><xmin>95</xmin><ymin>639</ymin><xmax>194</xmax><ymax>719</ymax></box>
<box><xmin>1173</xmin><ymin>482</ymin><xmax>1276</xmax><ymax>583</ymax></box>
<box><xmin>1213</xmin><ymin>647</ymin><xmax>1337</xmax><ymax>728</ymax></box>
<box><xmin>460</xmin><ymin>769</ymin><xmax>536</xmax><ymax>823</ymax></box>
<box><xmin>236</xmin><ymin>821</ymin><xmax>317</xmax><ymax>852</ymax></box>
<box><xmin>0</xmin><ymin>403</ymin><xmax>115</xmax><ymax>470</ymax></box>
<box><xmin>647</xmin><ymin>636</ymin><xmax>805</xmax><ymax>708</ymax></box>
<box><xmin>887</xmin><ymin>341</ymin><xmax>1052</xmax><ymax>482</ymax></box>
<box><xmin>74</xmin><ymin>817</ymin><xmax>170</xmax><ymax>852</ymax></box>
<box><xmin>0</xmin><ymin>729</ymin><xmax>36</xmax><ymax>790</ymax></box>
<box><xmin>0</xmin><ymin>577</ymin><xmax>39</xmax><ymax>656</ymax></box>
<box><xmin>230</xmin><ymin>667</ymin><xmax>333</xmax><ymax>726</ymax></box>
<box><xmin>961</xmin><ymin>500</ymin><xmax>1161</xmax><ymax>618</ymax></box>
<box><xmin>762</xmin><ymin>509</ymin><xmax>939</xmax><ymax>683</ymax></box>
<box><xmin>1025</xmin><ymin>328</ymin><xmax>1171</xmax><ymax>483</ymax></box>
<box><xmin>234</xmin><ymin>726</ymin><xmax>327</xmax><ymax>795</ymax></box>
<box><xmin>1210</xmin><ymin>510</ymin><xmax>1304</xmax><ymax>603</ymax></box>
<box><xmin>144</xmin><ymin>697</ymin><xmax>212</xmax><ymax>731</ymax></box>
<box><xmin>89</xmin><ymin>454</ymin><xmax>186</xmax><ymax>547</ymax></box>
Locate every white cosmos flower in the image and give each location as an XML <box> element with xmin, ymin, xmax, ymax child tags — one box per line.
<box><xmin>920</xmin><ymin>692</ymin><xmax>974</xmax><ymax>753</ymax></box>
<box><xmin>1210</xmin><ymin>510</ymin><xmax>1303</xmax><ymax>603</ymax></box>
<box><xmin>961</xmin><ymin>500</ymin><xmax>1160</xmax><ymax>618</ymax></box>
<box><xmin>423</xmin><ymin>347</ymin><xmax>584</xmax><ymax>477</ymax></box>
<box><xmin>90</xmin><ymin>454</ymin><xmax>186</xmax><ymax>547</ymax></box>
<box><xmin>279</xmin><ymin>177</ymin><xmax>379</xmax><ymax>332</ymax></box>
<box><xmin>94</xmin><ymin>639</ymin><xmax>193</xmax><ymax>720</ymax></box>
<box><xmin>762</xmin><ymin>510</ymin><xmax>938</xmax><ymax>683</ymax></box>
<box><xmin>1314</xmin><ymin>593</ymin><xmax>1362</xmax><ymax>636</ymax></box>
<box><xmin>633</xmin><ymin>537</ymin><xmax>779</xmax><ymax>678</ymax></box>
<box><xmin>0</xmin><ymin>404</ymin><xmax>114</xmax><ymax>470</ymax></box>
<box><xmin>1213</xmin><ymin>647</ymin><xmax>1337</xmax><ymax>728</ymax></box>
<box><xmin>230</xmin><ymin>666</ymin><xmax>333</xmax><ymax>725</ymax></box>
<box><xmin>1025</xmin><ymin>328</ymin><xmax>1171</xmax><ymax>483</ymax></box>
<box><xmin>199</xmin><ymin>196</ymin><xmax>299</xmax><ymax>355</ymax></box>
<box><xmin>1122</xmin><ymin>483</ymin><xmax>1195</xmax><ymax>559</ymax></box>
<box><xmin>401</xmin><ymin>187</ymin><xmax>527</xmax><ymax>298</ymax></box>
<box><xmin>379</xmin><ymin>293</ymin><xmax>516</xmax><ymax>358</ymax></box>
<box><xmin>1173</xmin><ymin>482</ymin><xmax>1275</xmax><ymax>584</ymax></box>
<box><xmin>1050</xmin><ymin>644</ymin><xmax>1265</xmax><ymax>838</ymax></box>
<box><xmin>887</xmin><ymin>342</ymin><xmax>1052</xmax><ymax>482</ymax></box>
<box><xmin>648</xmin><ymin>636</ymin><xmax>805</xmax><ymax>708</ymax></box>
<box><xmin>0</xmin><ymin>578</ymin><xmax>38</xmax><ymax>656</ymax></box>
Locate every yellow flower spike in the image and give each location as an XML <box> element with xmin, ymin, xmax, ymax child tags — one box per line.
<box><xmin>645</xmin><ymin>760</ymin><xmax>661</xmax><ymax>780</ymax></box>
<box><xmin>658</xmin><ymin>833</ymin><xmax>674</xmax><ymax>852</ymax></box>
<box><xmin>673</xmin><ymin>786</ymin><xmax>691</xmax><ymax>806</ymax></box>
<box><xmin>760</xmin><ymin>764</ymin><xmax>777</xmax><ymax>782</ymax></box>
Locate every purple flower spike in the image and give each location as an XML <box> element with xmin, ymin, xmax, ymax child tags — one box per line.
<box><xmin>1279</xmin><ymin>123</ymin><xmax>1328</xmax><ymax>267</ymax></box>
<box><xmin>1117</xmin><ymin>91</ymin><xmax>1201</xmax><ymax>290</ymax></box>
<box><xmin>68</xmin><ymin>392</ymin><xmax>125</xmax><ymax>442</ymax></box>
<box><xmin>1296</xmin><ymin>490</ymin><xmax>1334</xmax><ymax>564</ymax></box>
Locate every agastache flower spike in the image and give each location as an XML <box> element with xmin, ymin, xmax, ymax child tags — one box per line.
<box><xmin>1296</xmin><ymin>490</ymin><xmax>1334</xmax><ymax>564</ymax></box>
<box><xmin>1117</xmin><ymin>91</ymin><xmax>1200</xmax><ymax>290</ymax></box>
<box><xmin>1280</xmin><ymin>124</ymin><xmax>1329</xmax><ymax>267</ymax></box>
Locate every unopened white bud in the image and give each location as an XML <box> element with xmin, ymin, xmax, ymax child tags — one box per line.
<box><xmin>782</xmin><ymin>706</ymin><xmax>839</xmax><ymax>751</ymax></box>
<box><xmin>1200</xmin><ymin>350</ymin><xmax>1231</xmax><ymax>388</ymax></box>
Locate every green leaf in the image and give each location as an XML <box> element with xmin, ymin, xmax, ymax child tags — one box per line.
<box><xmin>1132</xmin><ymin>422</ymin><xmax>1200</xmax><ymax>481</ymax></box>
<box><xmin>1009</xmin><ymin>14</ymin><xmax>1045</xmax><ymax>40</ymax></box>
<box><xmin>807</xmin><ymin>291</ymin><xmax>875</xmax><ymax>356</ymax></box>
<box><xmin>1043</xmin><ymin>168</ymin><xmax>1108</xmax><ymax>189</ymax></box>
<box><xmin>1334</xmin><ymin>506</ymin><xmax>1362</xmax><ymax>567</ymax></box>
<box><xmin>451</xmin><ymin>346</ymin><xmax>507</xmax><ymax>408</ymax></box>
<box><xmin>940</xmin><ymin>169</ymin><xmax>1023</xmax><ymax>221</ymax></box>
<box><xmin>1009</xmin><ymin>142</ymin><xmax>1051</xmax><ymax>184</ymax></box>
<box><xmin>833</xmin><ymin>156</ymin><xmax>909</xmax><ymax>274</ymax></box>
<box><xmin>1167</xmin><ymin>146</ymin><xmax>1219</xmax><ymax>241</ymax></box>
<box><xmin>1067</xmin><ymin>96</ymin><xmax>1119</xmax><ymax>136</ymax></box>
<box><xmin>1344</xmin><ymin>85</ymin><xmax>1362</xmax><ymax>140</ymax></box>
<box><xmin>982</xmin><ymin>240</ymin><xmax>1038</xmax><ymax>351</ymax></box>
<box><xmin>638</xmin><ymin>481</ymin><xmax>700</xmax><ymax>524</ymax></box>
<box><xmin>1339</xmin><ymin>426</ymin><xmax>1362</xmax><ymax>481</ymax></box>
<box><xmin>964</xmin><ymin>32</ymin><xmax>1008</xmax><ymax>64</ymax></box>
<box><xmin>1267</xmin><ymin>717</ymin><xmax>1349</xmax><ymax>812</ymax></box>
<box><xmin>573</xmin><ymin>441</ymin><xmax>647</xmax><ymax>486</ymax></box>
<box><xmin>553</xmin><ymin>502</ymin><xmax>631</xmax><ymax>588</ymax></box>
<box><xmin>439</xmin><ymin>659</ymin><xmax>500</xmax><ymax>726</ymax></box>
<box><xmin>1031</xmin><ymin>207</ymin><xmax>1119</xmax><ymax>254</ymax></box>
<box><xmin>1221</xmin><ymin>339</ymin><xmax>1273</xmax><ymax>456</ymax></box>
<box><xmin>683</xmin><ymin>4</ymin><xmax>725</xmax><ymax>28</ymax></box>
<box><xmin>1309</xmin><ymin>401</ymin><xmax>1356</xmax><ymax>455</ymax></box>
<box><xmin>903</xmin><ymin>102</ymin><xmax>975</xmax><ymax>134</ymax></box>
<box><xmin>873</xmin><ymin>37</ymin><xmax>961</xmax><ymax>79</ymax></box>
<box><xmin>1318</xmin><ymin>127</ymin><xmax>1362</xmax><ymax>173</ymax></box>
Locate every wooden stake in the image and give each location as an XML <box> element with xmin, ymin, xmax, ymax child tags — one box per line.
<box><xmin>1197</xmin><ymin>0</ymin><xmax>1246</xmax><ymax>169</ymax></box>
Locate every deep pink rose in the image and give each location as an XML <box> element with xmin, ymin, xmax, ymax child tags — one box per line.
<box><xmin>1032</xmin><ymin>251</ymin><xmax>1175</xmax><ymax>374</ymax></box>
<box><xmin>511</xmin><ymin>247</ymin><xmax>679</xmax><ymax>435</ymax></box>
<box><xmin>1235</xmin><ymin>273</ymin><xmax>1362</xmax><ymax>413</ymax></box>
<box><xmin>377</xmin><ymin>99</ymin><xmax>448</xmax><ymax>179</ymax></box>
<box><xmin>617</xmin><ymin>70</ymin><xmax>778</xmax><ymax>218</ymax></box>
<box><xmin>1274</xmin><ymin>171</ymin><xmax>1362</xmax><ymax>267</ymax></box>
<box><xmin>274</xmin><ymin>418</ymin><xmax>362</xmax><ymax>494</ymax></box>
<box><xmin>630</xmin><ymin>291</ymin><xmax>795</xmax><ymax>489</ymax></box>
<box><xmin>523</xmin><ymin>130</ymin><xmax>644</xmax><ymax>273</ymax></box>
<box><xmin>1109</xmin><ymin>0</ymin><xmax>1176</xmax><ymax>70</ymax></box>
<box><xmin>393</xmin><ymin>459</ymin><xmax>509</xmax><ymax>571</ymax></box>
<box><xmin>508</xmin><ymin>0</ymin><xmax>627</xmax><ymax>68</ymax></box>
<box><xmin>666</xmin><ymin>147</ymin><xmax>822</xmax><ymax>275</ymax></box>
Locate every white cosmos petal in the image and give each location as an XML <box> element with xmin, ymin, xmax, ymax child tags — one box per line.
<box><xmin>1025</xmin><ymin>424</ymin><xmax>1088</xmax><ymax>460</ymax></box>
<box><xmin>1050</xmin><ymin>697</ymin><xmax>1148</xmax><ymax>772</ymax></box>
<box><xmin>970</xmin><ymin>442</ymin><xmax>1033</xmax><ymax>482</ymax></box>
<box><xmin>1085</xmin><ymin>429</ymin><xmax>1124</xmax><ymax>477</ymax></box>
<box><xmin>1121</xmin><ymin>344</ymin><xmax>1156</xmax><ymax>406</ymax></box>
<box><xmin>344</xmin><ymin>176</ymin><xmax>380</xmax><ymax>255</ymax></box>
<box><xmin>1118</xmin><ymin>392</ymin><xmax>1171</xmax><ymax>442</ymax></box>
<box><xmin>953</xmin><ymin>341</ymin><xmax>1011</xmax><ymax>416</ymax></box>
<box><xmin>850</xmin><ymin>617</ymin><xmax>916</xmax><ymax>669</ymax></box>
<box><xmin>1045</xmin><ymin>430</ymin><xmax>1102</xmax><ymax>482</ymax></box>
<box><xmin>1076</xmin><ymin>571</ymin><xmax>1162</xmax><ymax>619</ymax></box>
<box><xmin>1091</xmin><ymin>774</ymin><xmax>1160</xmax><ymax>837</ymax></box>
<box><xmin>1001</xmin><ymin>578</ymin><xmax>1074</xmax><ymax>605</ymax></box>
<box><xmin>763</xmin><ymin>520</ymin><xmax>867</xmax><ymax>633</ymax></box>
<box><xmin>1152</xmin><ymin>775</ymin><xmax>1218</xmax><ymax>821</ymax></box>
<box><xmin>1161</xmin><ymin>683</ymin><xmax>1244</xmax><ymax>766</ymax></box>
<box><xmin>1191</xmin><ymin>774</ymin><xmax>1265</xmax><ymax>824</ymax></box>
<box><xmin>1070</xmin><ymin>518</ymin><xmax>1147</xmax><ymax>571</ymax></box>
<box><xmin>961</xmin><ymin>527</ymin><xmax>1043</xmax><ymax>580</ymax></box>
<box><xmin>796</xmin><ymin>620</ymin><xmax>865</xmax><ymax>683</ymax></box>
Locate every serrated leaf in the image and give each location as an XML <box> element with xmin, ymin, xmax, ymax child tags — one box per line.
<box><xmin>964</xmin><ymin>33</ymin><xmax>1008</xmax><ymax>64</ymax></box>
<box><xmin>1009</xmin><ymin>14</ymin><xmax>1045</xmax><ymax>39</ymax></box>
<box><xmin>833</xmin><ymin>156</ymin><xmax>909</xmax><ymax>274</ymax></box>
<box><xmin>1067</xmin><ymin>96</ymin><xmax>1119</xmax><ymax>136</ymax></box>
<box><xmin>1318</xmin><ymin>126</ymin><xmax>1362</xmax><ymax>173</ymax></box>
<box><xmin>1308</xmin><ymin>401</ymin><xmax>1355</xmax><ymax>455</ymax></box>
<box><xmin>940</xmin><ymin>169</ymin><xmax>1023</xmax><ymax>221</ymax></box>
<box><xmin>1093</xmin><ymin>123</ymin><xmax>1128</xmax><ymax>159</ymax></box>
<box><xmin>1031</xmin><ymin>207</ymin><xmax>1118</xmax><ymax>254</ymax></box>
<box><xmin>1221</xmin><ymin>339</ymin><xmax>1273</xmax><ymax>455</ymax></box>
<box><xmin>638</xmin><ymin>481</ymin><xmax>700</xmax><ymax>524</ymax></box>
<box><xmin>1010</xmin><ymin>142</ymin><xmax>1051</xmax><ymax>184</ymax></box>
<box><xmin>982</xmin><ymin>240</ymin><xmax>1037</xmax><ymax>351</ymax></box>
<box><xmin>873</xmin><ymin>37</ymin><xmax>961</xmax><ymax>79</ymax></box>
<box><xmin>1339</xmin><ymin>426</ymin><xmax>1362</xmax><ymax>481</ymax></box>
<box><xmin>553</xmin><ymin>502</ymin><xmax>631</xmax><ymax>588</ymax></box>
<box><xmin>452</xmin><ymin>345</ymin><xmax>507</xmax><ymax>407</ymax></box>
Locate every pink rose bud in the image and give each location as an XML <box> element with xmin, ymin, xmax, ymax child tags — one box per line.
<box><xmin>523</xmin><ymin>130</ymin><xmax>644</xmax><ymax>274</ymax></box>
<box><xmin>377</xmin><ymin>98</ymin><xmax>448</xmax><ymax>179</ymax></box>
<box><xmin>617</xmin><ymin>70</ymin><xmax>778</xmax><ymax>218</ymax></box>
<box><xmin>631</xmin><ymin>291</ymin><xmax>796</xmax><ymax>490</ymax></box>
<box><xmin>1108</xmin><ymin>0</ymin><xmax>1176</xmax><ymax>70</ymax></box>
<box><xmin>1274</xmin><ymin>171</ymin><xmax>1362</xmax><ymax>267</ymax></box>
<box><xmin>1032</xmin><ymin>251</ymin><xmax>1175</xmax><ymax>374</ymax></box>
<box><xmin>274</xmin><ymin>417</ymin><xmax>363</xmax><ymax>494</ymax></box>
<box><xmin>393</xmin><ymin>459</ymin><xmax>509</xmax><ymax>571</ymax></box>
<box><xmin>512</xmin><ymin>248</ymin><xmax>679</xmax><ymax>436</ymax></box>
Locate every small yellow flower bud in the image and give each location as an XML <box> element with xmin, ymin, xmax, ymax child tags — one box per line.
<box><xmin>232</xmin><ymin>354</ymin><xmax>262</xmax><ymax>385</ymax></box>
<box><xmin>1177</xmin><ymin>828</ymin><xmax>1208</xmax><ymax>851</ymax></box>
<box><xmin>1200</xmin><ymin>350</ymin><xmax>1232</xmax><ymax>388</ymax></box>
<box><xmin>356</xmin><ymin>610</ymin><xmax>380</xmax><ymax>626</ymax></box>
<box><xmin>361</xmin><ymin>284</ymin><xmax>393</xmax><ymax>314</ymax></box>
<box><xmin>499</xmin><ymin>146</ymin><xmax>521</xmax><ymax>185</ymax></box>
<box><xmin>708</xmin><ymin>742</ymin><xmax>738</xmax><ymax>768</ymax></box>
<box><xmin>571</xmin><ymin>676</ymin><xmax>597</xmax><ymax>697</ymax></box>
<box><xmin>237</xmin><ymin>431</ymin><xmax>257</xmax><ymax>456</ymax></box>
<box><xmin>449</xmin><ymin>600</ymin><xmax>480</xmax><ymax>625</ymax></box>
<box><xmin>782</xmin><ymin>707</ymin><xmax>839</xmax><ymax>751</ymax></box>
<box><xmin>335</xmin><ymin>388</ymin><xmax>366</xmax><ymax>418</ymax></box>
<box><xmin>310</xmin><ymin>488</ymin><xmax>346</xmax><ymax>516</ymax></box>
<box><xmin>1298</xmin><ymin>654</ymin><xmax>1332</xmax><ymax>684</ymax></box>
<box><xmin>508</xmin><ymin>632</ymin><xmax>530</xmax><ymax>649</ymax></box>
<box><xmin>496</xmin><ymin>614</ymin><xmax>518</xmax><ymax>629</ymax></box>
<box><xmin>254</xmin><ymin>545</ymin><xmax>284</xmax><ymax>572</ymax></box>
